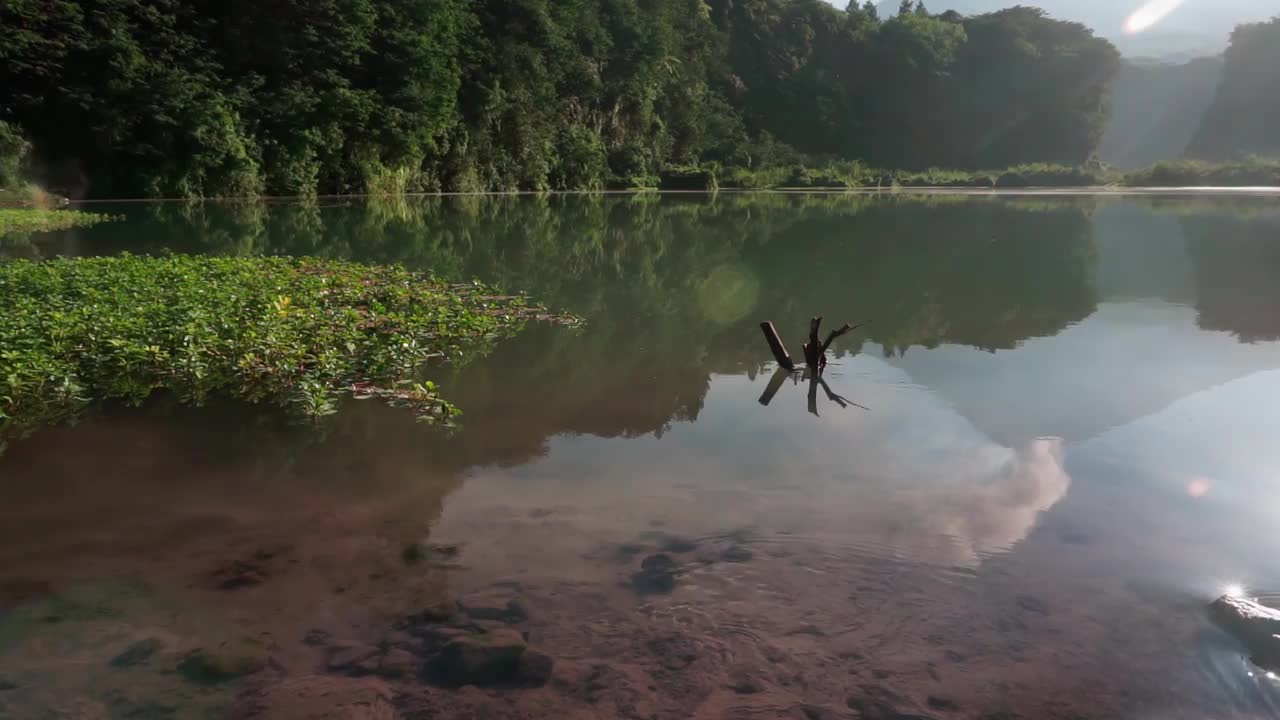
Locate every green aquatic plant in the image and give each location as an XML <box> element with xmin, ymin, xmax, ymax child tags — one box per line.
<box><xmin>0</xmin><ymin>255</ymin><xmax>576</xmax><ymax>447</ymax></box>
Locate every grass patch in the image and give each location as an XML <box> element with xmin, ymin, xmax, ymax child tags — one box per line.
<box><xmin>0</xmin><ymin>255</ymin><xmax>577</xmax><ymax>448</ymax></box>
<box><xmin>0</xmin><ymin>208</ymin><xmax>119</xmax><ymax>234</ymax></box>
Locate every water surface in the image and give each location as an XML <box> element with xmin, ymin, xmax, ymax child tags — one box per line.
<box><xmin>2</xmin><ymin>193</ymin><xmax>1280</xmax><ymax>719</ymax></box>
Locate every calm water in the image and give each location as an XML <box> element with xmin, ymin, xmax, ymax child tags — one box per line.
<box><xmin>3</xmin><ymin>193</ymin><xmax>1280</xmax><ymax>719</ymax></box>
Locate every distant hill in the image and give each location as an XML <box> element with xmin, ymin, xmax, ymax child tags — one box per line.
<box><xmin>1109</xmin><ymin>33</ymin><xmax>1227</xmax><ymax>62</ymax></box>
<box><xmin>869</xmin><ymin>0</ymin><xmax>1275</xmax><ymax>59</ymax></box>
<box><xmin>1099</xmin><ymin>57</ymin><xmax>1223</xmax><ymax>169</ymax></box>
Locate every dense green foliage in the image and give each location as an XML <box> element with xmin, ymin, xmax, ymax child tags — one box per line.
<box><xmin>0</xmin><ymin>209</ymin><xmax>117</xmax><ymax>234</ymax></box>
<box><xmin>0</xmin><ymin>0</ymin><xmax>1120</xmax><ymax>198</ymax></box>
<box><xmin>1188</xmin><ymin>17</ymin><xmax>1280</xmax><ymax>161</ymax></box>
<box><xmin>0</xmin><ymin>255</ymin><xmax>571</xmax><ymax>446</ymax></box>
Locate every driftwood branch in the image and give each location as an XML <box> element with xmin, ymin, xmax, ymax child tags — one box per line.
<box><xmin>821</xmin><ymin>322</ymin><xmax>864</xmax><ymax>354</ymax></box>
<box><xmin>803</xmin><ymin>316</ymin><xmax>823</xmax><ymax>370</ymax></box>
<box><xmin>759</xmin><ymin>322</ymin><xmax>795</xmax><ymax>371</ymax></box>
<box><xmin>755</xmin><ymin>318</ymin><xmax>872</xmax><ymax>415</ymax></box>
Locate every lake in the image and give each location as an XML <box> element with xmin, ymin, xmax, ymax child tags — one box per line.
<box><xmin>2</xmin><ymin>193</ymin><xmax>1280</xmax><ymax>719</ymax></box>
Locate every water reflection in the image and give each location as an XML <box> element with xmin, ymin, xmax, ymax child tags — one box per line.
<box><xmin>3</xmin><ymin>194</ymin><xmax>1280</xmax><ymax>719</ymax></box>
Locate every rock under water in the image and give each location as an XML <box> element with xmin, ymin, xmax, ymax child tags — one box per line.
<box><xmin>1208</xmin><ymin>594</ymin><xmax>1280</xmax><ymax>670</ymax></box>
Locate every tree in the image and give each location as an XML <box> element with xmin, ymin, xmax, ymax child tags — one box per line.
<box><xmin>0</xmin><ymin>0</ymin><xmax>1127</xmax><ymax>196</ymax></box>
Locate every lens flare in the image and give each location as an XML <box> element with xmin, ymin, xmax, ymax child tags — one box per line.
<box><xmin>1123</xmin><ymin>0</ymin><xmax>1187</xmax><ymax>34</ymax></box>
<box><xmin>1225</xmin><ymin>583</ymin><xmax>1246</xmax><ymax>598</ymax></box>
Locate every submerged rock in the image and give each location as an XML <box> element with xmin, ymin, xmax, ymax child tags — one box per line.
<box><xmin>431</xmin><ymin>628</ymin><xmax>528</xmax><ymax>685</ymax></box>
<box><xmin>236</xmin><ymin>675</ymin><xmax>397</xmax><ymax>720</ymax></box>
<box><xmin>846</xmin><ymin>685</ymin><xmax>937</xmax><ymax>720</ymax></box>
<box><xmin>110</xmin><ymin>637</ymin><xmax>165</xmax><ymax>668</ymax></box>
<box><xmin>631</xmin><ymin>554</ymin><xmax>679</xmax><ymax>595</ymax></box>
<box><xmin>178</xmin><ymin>639</ymin><xmax>268</xmax><ymax>684</ymax></box>
<box><xmin>655</xmin><ymin>534</ymin><xmax>699</xmax><ymax>554</ymax></box>
<box><xmin>303</xmin><ymin>629</ymin><xmax>333</xmax><ymax>647</ymax></box>
<box><xmin>327</xmin><ymin>646</ymin><xmax>382</xmax><ymax>676</ymax></box>
<box><xmin>646</xmin><ymin>634</ymin><xmax>699</xmax><ymax>671</ymax></box>
<box><xmin>516</xmin><ymin>649</ymin><xmax>555</xmax><ymax>686</ymax></box>
<box><xmin>722</xmin><ymin>545</ymin><xmax>754</xmax><ymax>563</ymax></box>
<box><xmin>377</xmin><ymin>649</ymin><xmax>419</xmax><ymax>679</ymax></box>
<box><xmin>1209</xmin><ymin>593</ymin><xmax>1280</xmax><ymax>669</ymax></box>
<box><xmin>414</xmin><ymin>625</ymin><xmax>476</xmax><ymax>652</ymax></box>
<box><xmin>404</xmin><ymin>600</ymin><xmax>461</xmax><ymax>626</ymax></box>
<box><xmin>211</xmin><ymin>560</ymin><xmax>267</xmax><ymax>590</ymax></box>
<box><xmin>459</xmin><ymin>590</ymin><xmax>528</xmax><ymax>624</ymax></box>
<box><xmin>401</xmin><ymin>542</ymin><xmax>461</xmax><ymax>566</ymax></box>
<box><xmin>927</xmin><ymin>696</ymin><xmax>961</xmax><ymax>712</ymax></box>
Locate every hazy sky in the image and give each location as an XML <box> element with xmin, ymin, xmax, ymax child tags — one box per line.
<box><xmin>852</xmin><ymin>0</ymin><xmax>1276</xmax><ymax>40</ymax></box>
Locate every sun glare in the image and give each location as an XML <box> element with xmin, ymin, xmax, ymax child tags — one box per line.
<box><xmin>1225</xmin><ymin>583</ymin><xmax>1246</xmax><ymax>598</ymax></box>
<box><xmin>1123</xmin><ymin>0</ymin><xmax>1187</xmax><ymax>35</ymax></box>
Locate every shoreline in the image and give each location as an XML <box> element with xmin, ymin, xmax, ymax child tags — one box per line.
<box><xmin>60</xmin><ymin>185</ymin><xmax>1280</xmax><ymax>205</ymax></box>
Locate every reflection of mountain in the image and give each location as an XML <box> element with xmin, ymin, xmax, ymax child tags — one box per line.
<box><xmin>1183</xmin><ymin>210</ymin><xmax>1280</xmax><ymax>343</ymax></box>
<box><xmin>890</xmin><ymin>199</ymin><xmax>1280</xmax><ymax>447</ymax></box>
<box><xmin>891</xmin><ymin>301</ymin><xmax>1280</xmax><ymax>448</ymax></box>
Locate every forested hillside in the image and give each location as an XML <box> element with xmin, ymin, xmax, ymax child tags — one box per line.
<box><xmin>1187</xmin><ymin>17</ymin><xmax>1280</xmax><ymax>162</ymax></box>
<box><xmin>1099</xmin><ymin>57</ymin><xmax>1223</xmax><ymax>169</ymax></box>
<box><xmin>0</xmin><ymin>0</ymin><xmax>1119</xmax><ymax>198</ymax></box>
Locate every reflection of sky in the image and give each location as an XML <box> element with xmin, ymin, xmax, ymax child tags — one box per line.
<box><xmin>469</xmin><ymin>355</ymin><xmax>1070</xmax><ymax>568</ymax></box>
<box><xmin>1080</xmin><ymin>368</ymin><xmax>1280</xmax><ymax>516</ymax></box>
<box><xmin>891</xmin><ymin>301</ymin><xmax>1280</xmax><ymax>448</ymax></box>
<box><xmin>1057</xmin><ymin>367</ymin><xmax>1280</xmax><ymax>599</ymax></box>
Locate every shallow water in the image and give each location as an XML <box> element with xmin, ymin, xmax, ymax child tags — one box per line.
<box><xmin>3</xmin><ymin>193</ymin><xmax>1280</xmax><ymax>719</ymax></box>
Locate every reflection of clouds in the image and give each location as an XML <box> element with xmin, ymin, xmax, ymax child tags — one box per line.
<box><xmin>878</xmin><ymin>437</ymin><xmax>1068</xmax><ymax>566</ymax></box>
<box><xmin>440</xmin><ymin>355</ymin><xmax>1072</xmax><ymax>569</ymax></box>
<box><xmin>796</xmin><ymin>357</ymin><xmax>1070</xmax><ymax>566</ymax></box>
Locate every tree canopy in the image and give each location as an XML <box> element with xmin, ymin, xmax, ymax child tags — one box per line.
<box><xmin>0</xmin><ymin>0</ymin><xmax>1122</xmax><ymax>198</ymax></box>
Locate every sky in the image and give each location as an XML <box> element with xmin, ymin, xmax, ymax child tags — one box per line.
<box><xmin>847</xmin><ymin>0</ymin><xmax>1277</xmax><ymax>54</ymax></box>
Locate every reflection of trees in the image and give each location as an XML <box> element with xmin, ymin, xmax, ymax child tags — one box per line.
<box><xmin>1183</xmin><ymin>211</ymin><xmax>1280</xmax><ymax>342</ymax></box>
<box><xmin>0</xmin><ymin>399</ymin><xmax>464</xmax><ymax>583</ymax></box>
<box><xmin>12</xmin><ymin>194</ymin><xmax>1102</xmax><ymax>462</ymax></box>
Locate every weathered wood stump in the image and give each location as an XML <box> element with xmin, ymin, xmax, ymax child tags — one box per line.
<box><xmin>759</xmin><ymin>316</ymin><xmax>862</xmax><ymax>374</ymax></box>
<box><xmin>759</xmin><ymin>322</ymin><xmax>795</xmax><ymax>371</ymax></box>
<box><xmin>1209</xmin><ymin>594</ymin><xmax>1280</xmax><ymax>670</ymax></box>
